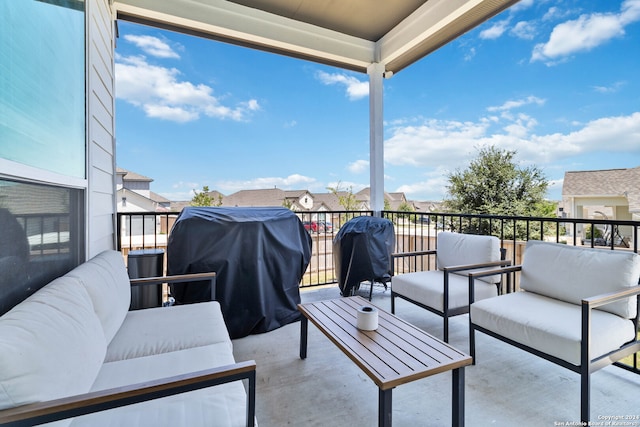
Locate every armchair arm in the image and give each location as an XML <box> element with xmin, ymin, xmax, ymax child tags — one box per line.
<box><xmin>130</xmin><ymin>272</ymin><xmax>217</xmax><ymax>302</ymax></box>
<box><xmin>391</xmin><ymin>250</ymin><xmax>436</xmax><ymax>259</ymax></box>
<box><xmin>443</xmin><ymin>259</ymin><xmax>512</xmax><ymax>274</ymax></box>
<box><xmin>468</xmin><ymin>264</ymin><xmax>522</xmax><ymax>303</ymax></box>
<box><xmin>581</xmin><ymin>286</ymin><xmax>640</xmax><ymax>371</ymax></box>
<box><xmin>0</xmin><ymin>360</ymin><xmax>256</xmax><ymax>427</ymax></box>
<box><xmin>582</xmin><ymin>285</ymin><xmax>640</xmax><ymax>309</ymax></box>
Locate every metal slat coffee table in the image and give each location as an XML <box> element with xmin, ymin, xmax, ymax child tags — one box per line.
<box><xmin>298</xmin><ymin>296</ymin><xmax>472</xmax><ymax>427</ymax></box>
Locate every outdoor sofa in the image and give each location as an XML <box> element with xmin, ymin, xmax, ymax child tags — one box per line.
<box><xmin>0</xmin><ymin>250</ymin><xmax>255</xmax><ymax>426</ymax></box>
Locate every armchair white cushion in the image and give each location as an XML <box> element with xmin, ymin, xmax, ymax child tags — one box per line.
<box><xmin>436</xmin><ymin>231</ymin><xmax>502</xmax><ymax>284</ymax></box>
<box><xmin>520</xmin><ymin>240</ymin><xmax>640</xmax><ymax>318</ymax></box>
<box><xmin>471</xmin><ymin>291</ymin><xmax>636</xmax><ymax>365</ymax></box>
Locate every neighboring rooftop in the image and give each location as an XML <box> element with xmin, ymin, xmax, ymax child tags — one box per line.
<box><xmin>563</xmin><ymin>166</ymin><xmax>640</xmax><ymax>213</ymax></box>
<box><xmin>168</xmin><ymin>187</ymin><xmax>437</xmax><ymax>212</ymax></box>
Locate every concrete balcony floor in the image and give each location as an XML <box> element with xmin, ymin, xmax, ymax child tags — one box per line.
<box><xmin>232</xmin><ymin>285</ymin><xmax>640</xmax><ymax>427</ymax></box>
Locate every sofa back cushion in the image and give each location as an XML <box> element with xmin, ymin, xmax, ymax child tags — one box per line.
<box><xmin>520</xmin><ymin>241</ymin><xmax>640</xmax><ymax>318</ymax></box>
<box><xmin>64</xmin><ymin>250</ymin><xmax>131</xmax><ymax>343</ymax></box>
<box><xmin>0</xmin><ymin>276</ymin><xmax>106</xmax><ymax>412</ymax></box>
<box><xmin>436</xmin><ymin>232</ymin><xmax>501</xmax><ymax>284</ymax></box>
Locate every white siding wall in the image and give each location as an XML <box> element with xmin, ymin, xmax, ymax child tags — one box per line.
<box><xmin>86</xmin><ymin>0</ymin><xmax>116</xmax><ymax>258</ymax></box>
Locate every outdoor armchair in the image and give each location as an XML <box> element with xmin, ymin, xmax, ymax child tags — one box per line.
<box><xmin>391</xmin><ymin>231</ymin><xmax>510</xmax><ymax>342</ymax></box>
<box><xmin>468</xmin><ymin>240</ymin><xmax>640</xmax><ymax>423</ymax></box>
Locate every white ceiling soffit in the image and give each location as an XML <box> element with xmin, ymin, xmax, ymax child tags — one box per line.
<box><xmin>114</xmin><ymin>0</ymin><xmax>521</xmax><ymax>74</ymax></box>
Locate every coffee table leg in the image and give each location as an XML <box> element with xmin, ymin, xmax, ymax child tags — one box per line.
<box><xmin>452</xmin><ymin>367</ymin><xmax>465</xmax><ymax>427</ymax></box>
<box><xmin>379</xmin><ymin>388</ymin><xmax>392</xmax><ymax>427</ymax></box>
<box><xmin>300</xmin><ymin>316</ymin><xmax>308</xmax><ymax>359</ymax></box>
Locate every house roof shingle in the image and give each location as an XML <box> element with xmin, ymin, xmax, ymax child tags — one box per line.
<box><xmin>563</xmin><ymin>167</ymin><xmax>640</xmax><ymax>213</ymax></box>
<box><xmin>117</xmin><ymin>167</ymin><xmax>153</xmax><ymax>182</ymax></box>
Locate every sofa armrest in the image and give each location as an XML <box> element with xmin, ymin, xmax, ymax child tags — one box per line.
<box><xmin>130</xmin><ymin>272</ymin><xmax>217</xmax><ymax>302</ymax></box>
<box><xmin>0</xmin><ymin>360</ymin><xmax>256</xmax><ymax>427</ymax></box>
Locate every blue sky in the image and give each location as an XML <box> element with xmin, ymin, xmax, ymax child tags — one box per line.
<box><xmin>115</xmin><ymin>0</ymin><xmax>640</xmax><ymax>203</ymax></box>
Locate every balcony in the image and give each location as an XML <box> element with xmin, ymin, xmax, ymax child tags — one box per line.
<box><xmin>116</xmin><ymin>210</ymin><xmax>640</xmax><ymax>425</ymax></box>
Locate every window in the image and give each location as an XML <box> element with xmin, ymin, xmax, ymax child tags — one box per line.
<box><xmin>0</xmin><ymin>1</ymin><xmax>86</xmax><ymax>314</ymax></box>
<box><xmin>0</xmin><ymin>179</ymin><xmax>84</xmax><ymax>315</ymax></box>
<box><xmin>0</xmin><ymin>0</ymin><xmax>85</xmax><ymax>178</ymax></box>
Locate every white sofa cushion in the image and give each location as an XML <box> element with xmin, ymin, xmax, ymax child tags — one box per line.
<box><xmin>520</xmin><ymin>241</ymin><xmax>640</xmax><ymax>318</ymax></box>
<box><xmin>471</xmin><ymin>291</ymin><xmax>636</xmax><ymax>366</ymax></box>
<box><xmin>392</xmin><ymin>270</ymin><xmax>498</xmax><ymax>311</ymax></box>
<box><xmin>71</xmin><ymin>344</ymin><xmax>247</xmax><ymax>427</ymax></box>
<box><xmin>105</xmin><ymin>302</ymin><xmax>232</xmax><ymax>362</ymax></box>
<box><xmin>65</xmin><ymin>250</ymin><xmax>131</xmax><ymax>343</ymax></box>
<box><xmin>0</xmin><ymin>277</ymin><xmax>106</xmax><ymax>411</ymax></box>
<box><xmin>436</xmin><ymin>232</ymin><xmax>501</xmax><ymax>284</ymax></box>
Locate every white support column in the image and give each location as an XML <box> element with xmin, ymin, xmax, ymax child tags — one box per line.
<box><xmin>368</xmin><ymin>62</ymin><xmax>385</xmax><ymax>216</ymax></box>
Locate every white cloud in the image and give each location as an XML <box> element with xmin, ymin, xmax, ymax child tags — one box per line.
<box><xmin>316</xmin><ymin>71</ymin><xmax>368</xmax><ymax>100</ymax></box>
<box><xmin>160</xmin><ymin>181</ymin><xmax>203</xmax><ymax>201</ymax></box>
<box><xmin>547</xmin><ymin>178</ymin><xmax>564</xmax><ymax>191</ymax></box>
<box><xmin>384</xmin><ymin>111</ymin><xmax>640</xmax><ymax>172</ymax></box>
<box><xmin>115</xmin><ymin>55</ymin><xmax>259</xmax><ymax>122</ymax></box>
<box><xmin>510</xmin><ymin>21</ymin><xmax>537</xmax><ymax>40</ymax></box>
<box><xmin>385</xmin><ymin>119</ymin><xmax>490</xmax><ymax>168</ymax></box>
<box><xmin>542</xmin><ymin>6</ymin><xmax>571</xmax><ymax>22</ymax></box>
<box><xmin>124</xmin><ymin>35</ymin><xmax>180</xmax><ymax>59</ymax></box>
<box><xmin>621</xmin><ymin>0</ymin><xmax>640</xmax><ymax>24</ymax></box>
<box><xmin>395</xmin><ymin>168</ymin><xmax>450</xmax><ymax>201</ymax></box>
<box><xmin>348</xmin><ymin>159</ymin><xmax>369</xmax><ymax>174</ymax></box>
<box><xmin>143</xmin><ymin>104</ymin><xmax>198</xmax><ymax>123</ymax></box>
<box><xmin>592</xmin><ymin>81</ymin><xmax>627</xmax><ymax>93</ymax></box>
<box><xmin>464</xmin><ymin>47</ymin><xmax>476</xmax><ymax>62</ymax></box>
<box><xmin>487</xmin><ymin>96</ymin><xmax>546</xmax><ymax>112</ymax></box>
<box><xmin>532</xmin><ymin>0</ymin><xmax>640</xmax><ymax>64</ymax></box>
<box><xmin>479</xmin><ymin>19</ymin><xmax>510</xmax><ymax>40</ymax></box>
<box><xmin>508</xmin><ymin>0</ymin><xmax>534</xmax><ymax>13</ymax></box>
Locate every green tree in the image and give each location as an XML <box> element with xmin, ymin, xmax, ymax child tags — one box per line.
<box><xmin>282</xmin><ymin>198</ymin><xmax>294</xmax><ymax>210</ymax></box>
<box><xmin>190</xmin><ymin>185</ymin><xmax>213</xmax><ymax>207</ymax></box>
<box><xmin>397</xmin><ymin>201</ymin><xmax>414</xmax><ymax>212</ymax></box>
<box><xmin>327</xmin><ymin>182</ymin><xmax>360</xmax><ymax>211</ymax></box>
<box><xmin>443</xmin><ymin>146</ymin><xmax>554</xmax><ymax>238</ymax></box>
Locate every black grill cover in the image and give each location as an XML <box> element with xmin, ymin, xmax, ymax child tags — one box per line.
<box><xmin>167</xmin><ymin>207</ymin><xmax>312</xmax><ymax>339</ymax></box>
<box><xmin>333</xmin><ymin>216</ymin><xmax>395</xmax><ymax>296</ymax></box>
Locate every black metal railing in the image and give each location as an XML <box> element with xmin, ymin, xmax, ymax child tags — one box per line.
<box><xmin>117</xmin><ymin>210</ymin><xmax>639</xmax><ymax>285</ymax></box>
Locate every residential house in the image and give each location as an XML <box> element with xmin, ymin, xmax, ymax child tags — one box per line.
<box><xmin>116</xmin><ymin>168</ymin><xmax>171</xmax><ymax>213</ymax></box>
<box><xmin>221</xmin><ymin>188</ymin><xmax>315</xmax><ymax>210</ymax></box>
<box><xmin>176</xmin><ymin>187</ymin><xmax>417</xmax><ymax>213</ymax></box>
<box><xmin>562</xmin><ymin>166</ymin><xmax>640</xmax><ymax>243</ymax></box>
<box><xmin>116</xmin><ymin>168</ymin><xmax>172</xmax><ymax>244</ymax></box>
